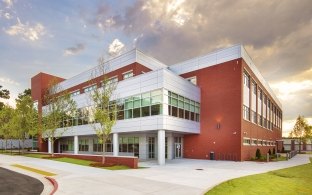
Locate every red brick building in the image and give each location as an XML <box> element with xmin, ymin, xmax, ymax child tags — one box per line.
<box><xmin>32</xmin><ymin>45</ymin><xmax>282</xmax><ymax>164</ymax></box>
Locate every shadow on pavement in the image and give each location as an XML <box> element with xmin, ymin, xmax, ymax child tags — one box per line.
<box><xmin>0</xmin><ymin>167</ymin><xmax>44</xmax><ymax>195</ymax></box>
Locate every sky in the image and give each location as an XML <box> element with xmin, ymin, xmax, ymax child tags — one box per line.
<box><xmin>0</xmin><ymin>0</ymin><xmax>311</xmax><ymax>136</ymax></box>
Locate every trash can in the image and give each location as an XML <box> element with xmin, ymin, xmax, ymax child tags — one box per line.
<box><xmin>210</xmin><ymin>151</ymin><xmax>215</xmax><ymax>160</ymax></box>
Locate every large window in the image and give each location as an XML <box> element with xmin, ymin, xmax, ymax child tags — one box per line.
<box><xmin>93</xmin><ymin>138</ymin><xmax>112</xmax><ymax>152</ymax></box>
<box><xmin>79</xmin><ymin>138</ymin><xmax>89</xmax><ymax>152</ymax></box>
<box><xmin>167</xmin><ymin>91</ymin><xmax>200</xmax><ymax>122</ymax></box>
<box><xmin>243</xmin><ymin>72</ymin><xmax>250</xmax><ymax>88</ymax></box>
<box><xmin>60</xmin><ymin>139</ymin><xmax>74</xmax><ymax>152</ymax></box>
<box><xmin>119</xmin><ymin>137</ymin><xmax>139</xmax><ymax>157</ymax></box>
<box><xmin>243</xmin><ymin>105</ymin><xmax>250</xmax><ymax>121</ymax></box>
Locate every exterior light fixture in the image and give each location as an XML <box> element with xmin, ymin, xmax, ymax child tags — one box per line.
<box><xmin>217</xmin><ymin>123</ymin><xmax>221</xmax><ymax>129</ymax></box>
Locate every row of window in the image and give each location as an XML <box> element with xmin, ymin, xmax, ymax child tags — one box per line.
<box><xmin>60</xmin><ymin>137</ymin><xmax>139</xmax><ymax>156</ymax></box>
<box><xmin>70</xmin><ymin>71</ymin><xmax>134</xmax><ymax>97</ymax></box>
<box><xmin>243</xmin><ymin>137</ymin><xmax>276</xmax><ymax>146</ymax></box>
<box><xmin>57</xmin><ymin>89</ymin><xmax>200</xmax><ymax>128</ymax></box>
<box><xmin>243</xmin><ymin>71</ymin><xmax>282</xmax><ymax>130</ymax></box>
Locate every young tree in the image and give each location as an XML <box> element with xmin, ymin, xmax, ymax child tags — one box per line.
<box><xmin>0</xmin><ymin>85</ymin><xmax>10</xmax><ymax>110</ymax></box>
<box><xmin>89</xmin><ymin>57</ymin><xmax>120</xmax><ymax>164</ymax></box>
<box><xmin>289</xmin><ymin>115</ymin><xmax>309</xmax><ymax>153</ymax></box>
<box><xmin>41</xmin><ymin>80</ymin><xmax>77</xmax><ymax>157</ymax></box>
<box><xmin>0</xmin><ymin>105</ymin><xmax>15</xmax><ymax>151</ymax></box>
<box><xmin>13</xmin><ymin>93</ymin><xmax>39</xmax><ymax>154</ymax></box>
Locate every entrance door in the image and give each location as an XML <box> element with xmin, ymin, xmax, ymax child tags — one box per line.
<box><xmin>148</xmin><ymin>137</ymin><xmax>155</xmax><ymax>159</ymax></box>
<box><xmin>174</xmin><ymin>137</ymin><xmax>182</xmax><ymax>158</ymax></box>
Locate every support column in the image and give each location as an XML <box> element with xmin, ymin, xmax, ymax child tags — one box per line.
<box><xmin>74</xmin><ymin>135</ymin><xmax>78</xmax><ymax>155</ymax></box>
<box><xmin>158</xmin><ymin>130</ymin><xmax>166</xmax><ymax>165</ymax></box>
<box><xmin>48</xmin><ymin>138</ymin><xmax>52</xmax><ymax>154</ymax></box>
<box><xmin>113</xmin><ymin>133</ymin><xmax>119</xmax><ymax>156</ymax></box>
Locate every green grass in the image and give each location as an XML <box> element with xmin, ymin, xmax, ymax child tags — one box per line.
<box><xmin>52</xmin><ymin>157</ymin><xmax>94</xmax><ymax>166</ymax></box>
<box><xmin>100</xmin><ymin>165</ymin><xmax>131</xmax><ymax>170</ymax></box>
<box><xmin>206</xmin><ymin>158</ymin><xmax>312</xmax><ymax>195</ymax></box>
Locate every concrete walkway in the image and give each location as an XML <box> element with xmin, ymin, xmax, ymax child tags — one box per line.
<box><xmin>0</xmin><ymin>154</ymin><xmax>311</xmax><ymax>195</ymax></box>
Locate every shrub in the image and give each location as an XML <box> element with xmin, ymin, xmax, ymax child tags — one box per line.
<box><xmin>282</xmin><ymin>146</ymin><xmax>285</xmax><ymax>153</ymax></box>
<box><xmin>268</xmin><ymin>149</ymin><xmax>272</xmax><ymax>155</ymax></box>
<box><xmin>273</xmin><ymin>147</ymin><xmax>276</xmax><ymax>155</ymax></box>
<box><xmin>256</xmin><ymin>148</ymin><xmax>261</xmax><ymax>159</ymax></box>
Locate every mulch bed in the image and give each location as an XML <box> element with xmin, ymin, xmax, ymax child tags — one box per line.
<box><xmin>89</xmin><ymin>162</ymin><xmax>117</xmax><ymax>167</ymax></box>
<box><xmin>41</xmin><ymin>156</ymin><xmax>62</xmax><ymax>159</ymax></box>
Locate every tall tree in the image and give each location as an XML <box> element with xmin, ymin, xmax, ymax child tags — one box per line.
<box><xmin>289</xmin><ymin>115</ymin><xmax>309</xmax><ymax>153</ymax></box>
<box><xmin>0</xmin><ymin>85</ymin><xmax>10</xmax><ymax>110</ymax></box>
<box><xmin>13</xmin><ymin>94</ymin><xmax>39</xmax><ymax>154</ymax></box>
<box><xmin>89</xmin><ymin>57</ymin><xmax>120</xmax><ymax>164</ymax></box>
<box><xmin>0</xmin><ymin>105</ymin><xmax>15</xmax><ymax>151</ymax></box>
<box><xmin>41</xmin><ymin>79</ymin><xmax>77</xmax><ymax>157</ymax></box>
<box><xmin>17</xmin><ymin>88</ymin><xmax>31</xmax><ymax>101</ymax></box>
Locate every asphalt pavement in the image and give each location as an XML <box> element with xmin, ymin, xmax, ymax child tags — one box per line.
<box><xmin>0</xmin><ymin>167</ymin><xmax>44</xmax><ymax>195</ymax></box>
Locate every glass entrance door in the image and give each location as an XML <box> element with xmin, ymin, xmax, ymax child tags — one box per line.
<box><xmin>148</xmin><ymin>137</ymin><xmax>155</xmax><ymax>159</ymax></box>
<box><xmin>174</xmin><ymin>137</ymin><xmax>182</xmax><ymax>158</ymax></box>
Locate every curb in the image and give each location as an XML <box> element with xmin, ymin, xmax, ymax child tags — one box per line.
<box><xmin>45</xmin><ymin>177</ymin><xmax>58</xmax><ymax>195</ymax></box>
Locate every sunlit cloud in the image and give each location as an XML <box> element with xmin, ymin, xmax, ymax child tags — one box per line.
<box><xmin>3</xmin><ymin>0</ymin><xmax>13</xmax><ymax>8</ymax></box>
<box><xmin>64</xmin><ymin>43</ymin><xmax>85</xmax><ymax>56</ymax></box>
<box><xmin>5</xmin><ymin>18</ymin><xmax>46</xmax><ymax>41</ymax></box>
<box><xmin>108</xmin><ymin>39</ymin><xmax>125</xmax><ymax>56</ymax></box>
<box><xmin>283</xmin><ymin>117</ymin><xmax>312</xmax><ymax>137</ymax></box>
<box><xmin>0</xmin><ymin>76</ymin><xmax>20</xmax><ymax>86</ymax></box>
<box><xmin>271</xmin><ymin>80</ymin><xmax>312</xmax><ymax>101</ymax></box>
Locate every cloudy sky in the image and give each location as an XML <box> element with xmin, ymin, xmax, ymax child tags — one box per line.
<box><xmin>1</xmin><ymin>0</ymin><xmax>311</xmax><ymax>136</ymax></box>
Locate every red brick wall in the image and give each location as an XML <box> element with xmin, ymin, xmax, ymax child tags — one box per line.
<box><xmin>31</xmin><ymin>73</ymin><xmax>65</xmax><ymax>152</ymax></box>
<box><xmin>54</xmin><ymin>153</ymin><xmax>138</xmax><ymax>168</ymax></box>
<box><xmin>181</xmin><ymin>59</ymin><xmax>242</xmax><ymax>161</ymax></box>
<box><xmin>241</xmin><ymin>59</ymin><xmax>282</xmax><ymax>160</ymax></box>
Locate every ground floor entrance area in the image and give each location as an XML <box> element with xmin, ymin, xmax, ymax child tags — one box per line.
<box><xmin>51</xmin><ymin>131</ymin><xmax>185</xmax><ymax>165</ymax></box>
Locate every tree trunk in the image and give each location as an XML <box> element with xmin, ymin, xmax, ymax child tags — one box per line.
<box><xmin>51</xmin><ymin>138</ymin><xmax>54</xmax><ymax>157</ymax></box>
<box><xmin>5</xmin><ymin>139</ymin><xmax>7</xmax><ymax>151</ymax></box>
<box><xmin>102</xmin><ymin>136</ymin><xmax>106</xmax><ymax>164</ymax></box>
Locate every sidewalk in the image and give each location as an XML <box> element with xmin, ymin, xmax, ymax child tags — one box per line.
<box><xmin>0</xmin><ymin>154</ymin><xmax>311</xmax><ymax>195</ymax></box>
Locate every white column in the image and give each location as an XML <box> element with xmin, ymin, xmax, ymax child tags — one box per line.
<box><xmin>74</xmin><ymin>135</ymin><xmax>78</xmax><ymax>155</ymax></box>
<box><xmin>167</xmin><ymin>135</ymin><xmax>174</xmax><ymax>160</ymax></box>
<box><xmin>158</xmin><ymin>130</ymin><xmax>166</xmax><ymax>165</ymax></box>
<box><xmin>113</xmin><ymin>133</ymin><xmax>119</xmax><ymax>156</ymax></box>
<box><xmin>48</xmin><ymin>138</ymin><xmax>52</xmax><ymax>154</ymax></box>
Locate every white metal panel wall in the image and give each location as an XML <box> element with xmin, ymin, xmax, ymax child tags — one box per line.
<box><xmin>169</xmin><ymin>44</ymin><xmax>241</xmax><ymax>75</ymax></box>
<box><xmin>56</xmin><ymin>49</ymin><xmax>167</xmax><ymax>92</ymax></box>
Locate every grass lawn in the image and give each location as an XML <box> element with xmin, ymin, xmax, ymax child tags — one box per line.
<box><xmin>206</xmin><ymin>158</ymin><xmax>312</xmax><ymax>195</ymax></box>
<box><xmin>23</xmin><ymin>153</ymin><xmax>50</xmax><ymax>158</ymax></box>
<box><xmin>50</xmin><ymin>157</ymin><xmax>131</xmax><ymax>170</ymax></box>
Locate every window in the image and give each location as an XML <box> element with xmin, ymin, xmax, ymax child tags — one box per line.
<box><xmin>71</xmin><ymin>90</ymin><xmax>80</xmax><ymax>97</ymax></box>
<box><xmin>251</xmin><ymin>111</ymin><xmax>257</xmax><ymax>123</ymax></box>
<box><xmin>243</xmin><ymin>72</ymin><xmax>250</xmax><ymax>88</ymax></box>
<box><xmin>123</xmin><ymin>71</ymin><xmax>133</xmax><ymax>80</ymax></box>
<box><xmin>79</xmin><ymin>138</ymin><xmax>89</xmax><ymax>152</ymax></box>
<box><xmin>243</xmin><ymin>105</ymin><xmax>250</xmax><ymax>121</ymax></box>
<box><xmin>252</xmin><ymin>81</ymin><xmax>257</xmax><ymax>94</ymax></box>
<box><xmin>243</xmin><ymin>137</ymin><xmax>251</xmax><ymax>145</ymax></box>
<box><xmin>84</xmin><ymin>84</ymin><xmax>97</xmax><ymax>93</ymax></box>
<box><xmin>93</xmin><ymin>139</ymin><xmax>112</xmax><ymax>152</ymax></box>
<box><xmin>252</xmin><ymin>139</ymin><xmax>257</xmax><ymax>145</ymax></box>
<box><xmin>103</xmin><ymin>76</ymin><xmax>118</xmax><ymax>86</ymax></box>
<box><xmin>119</xmin><ymin>137</ymin><xmax>139</xmax><ymax>157</ymax></box>
<box><xmin>186</xmin><ymin>76</ymin><xmax>197</xmax><ymax>85</ymax></box>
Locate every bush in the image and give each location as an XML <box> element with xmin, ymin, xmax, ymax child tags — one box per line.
<box><xmin>268</xmin><ymin>149</ymin><xmax>272</xmax><ymax>155</ymax></box>
<box><xmin>273</xmin><ymin>147</ymin><xmax>276</xmax><ymax>155</ymax></box>
<box><xmin>282</xmin><ymin>146</ymin><xmax>285</xmax><ymax>153</ymax></box>
<box><xmin>256</xmin><ymin>148</ymin><xmax>261</xmax><ymax>159</ymax></box>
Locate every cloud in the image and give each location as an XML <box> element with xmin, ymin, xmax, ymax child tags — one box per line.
<box><xmin>0</xmin><ymin>76</ymin><xmax>19</xmax><ymax>86</ymax></box>
<box><xmin>5</xmin><ymin>18</ymin><xmax>46</xmax><ymax>41</ymax></box>
<box><xmin>64</xmin><ymin>43</ymin><xmax>85</xmax><ymax>56</ymax></box>
<box><xmin>3</xmin><ymin>0</ymin><xmax>13</xmax><ymax>8</ymax></box>
<box><xmin>108</xmin><ymin>39</ymin><xmax>125</xmax><ymax>56</ymax></box>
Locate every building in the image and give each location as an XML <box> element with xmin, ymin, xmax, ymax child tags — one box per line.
<box><xmin>31</xmin><ymin>44</ymin><xmax>283</xmax><ymax>165</ymax></box>
<box><xmin>283</xmin><ymin>138</ymin><xmax>312</xmax><ymax>152</ymax></box>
